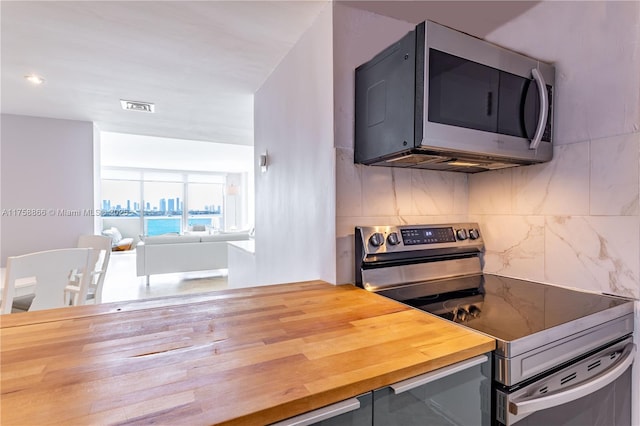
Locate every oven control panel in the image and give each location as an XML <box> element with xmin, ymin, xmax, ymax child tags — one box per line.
<box><xmin>401</xmin><ymin>227</ymin><xmax>457</xmax><ymax>245</ymax></box>
<box><xmin>356</xmin><ymin>223</ymin><xmax>484</xmax><ymax>255</ymax></box>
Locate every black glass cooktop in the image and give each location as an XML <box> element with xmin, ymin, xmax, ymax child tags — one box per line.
<box><xmin>378</xmin><ymin>274</ymin><xmax>633</xmax><ymax>342</ymax></box>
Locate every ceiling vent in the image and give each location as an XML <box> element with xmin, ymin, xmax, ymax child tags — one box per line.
<box><xmin>120</xmin><ymin>100</ymin><xmax>155</xmax><ymax>113</ymax></box>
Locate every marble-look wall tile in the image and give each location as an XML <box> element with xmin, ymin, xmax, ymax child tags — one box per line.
<box><xmin>545</xmin><ymin>216</ymin><xmax>639</xmax><ymax>299</ymax></box>
<box><xmin>453</xmin><ymin>173</ymin><xmax>469</xmax><ymax>215</ymax></box>
<box><xmin>361</xmin><ymin>166</ymin><xmax>412</xmax><ymax>216</ymax></box>
<box><xmin>468</xmin><ymin>169</ymin><xmax>512</xmax><ymax>214</ymax></box>
<box><xmin>473</xmin><ymin>215</ymin><xmax>545</xmax><ymax>282</ymax></box>
<box><xmin>411</xmin><ymin>170</ymin><xmax>454</xmax><ymax>215</ymax></box>
<box><xmin>590</xmin><ymin>133</ymin><xmax>640</xmax><ymax>216</ymax></box>
<box><xmin>336</xmin><ymin>148</ymin><xmax>362</xmax><ymax>217</ymax></box>
<box><xmin>513</xmin><ymin>142</ymin><xmax>589</xmax><ymax>215</ymax></box>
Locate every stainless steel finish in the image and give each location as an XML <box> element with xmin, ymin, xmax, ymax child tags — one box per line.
<box><xmin>354</xmin><ymin>220</ymin><xmax>635</xmax><ymax>425</ymax></box>
<box><xmin>494</xmin><ymin>313</ymin><xmax>634</xmax><ymax>386</ymax></box>
<box><xmin>356</xmin><ymin>223</ymin><xmax>484</xmax><ymax>256</ymax></box>
<box><xmin>386</xmin><ymin>232</ymin><xmax>400</xmax><ymax>246</ymax></box>
<box><xmin>361</xmin><ymin>257</ymin><xmax>481</xmax><ymax>291</ymax></box>
<box><xmin>494</xmin><ymin>303</ymin><xmax>635</xmax><ymax>358</ymax></box>
<box><xmin>529</xmin><ymin>68</ymin><xmax>548</xmax><ymax>150</ymax></box>
<box><xmin>390</xmin><ymin>354</ymin><xmax>488</xmax><ymax>394</ymax></box>
<box><xmin>496</xmin><ymin>338</ymin><xmax>635</xmax><ymax>425</ymax></box>
<box><xmin>270</xmin><ymin>398</ymin><xmax>362</xmax><ymax>426</ymax></box>
<box><xmin>421</xmin><ymin>21</ymin><xmax>554</xmax><ymax>165</ymax></box>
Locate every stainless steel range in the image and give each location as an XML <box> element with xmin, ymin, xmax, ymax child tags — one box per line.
<box><xmin>355</xmin><ymin>223</ymin><xmax>635</xmax><ymax>426</ymax></box>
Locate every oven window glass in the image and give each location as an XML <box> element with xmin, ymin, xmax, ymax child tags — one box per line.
<box><xmin>428</xmin><ymin>49</ymin><xmax>499</xmax><ymax>133</ymax></box>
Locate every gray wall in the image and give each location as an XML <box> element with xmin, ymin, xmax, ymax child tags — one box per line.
<box><xmin>1</xmin><ymin>114</ymin><xmax>95</xmax><ymax>265</ymax></box>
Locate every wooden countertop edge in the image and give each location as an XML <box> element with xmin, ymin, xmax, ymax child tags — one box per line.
<box><xmin>1</xmin><ymin>280</ymin><xmax>497</xmax><ymax>425</ymax></box>
<box><xmin>219</xmin><ymin>342</ymin><xmax>495</xmax><ymax>426</ymax></box>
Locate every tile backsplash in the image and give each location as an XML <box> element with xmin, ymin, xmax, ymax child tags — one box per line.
<box><xmin>336</xmin><ymin>147</ymin><xmax>468</xmax><ymax>284</ymax></box>
<box><xmin>337</xmin><ymin>134</ymin><xmax>640</xmax><ymax>300</ymax></box>
<box><xmin>471</xmin><ymin>133</ymin><xmax>640</xmax><ymax>299</ymax></box>
<box><xmin>333</xmin><ymin>1</ymin><xmax>640</xmax><ymax>301</ymax></box>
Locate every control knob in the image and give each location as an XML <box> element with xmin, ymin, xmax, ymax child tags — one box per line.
<box><xmin>369</xmin><ymin>232</ymin><xmax>385</xmax><ymax>247</ymax></box>
<box><xmin>468</xmin><ymin>305</ymin><xmax>481</xmax><ymax>318</ymax></box>
<box><xmin>468</xmin><ymin>229</ymin><xmax>480</xmax><ymax>240</ymax></box>
<box><xmin>456</xmin><ymin>229</ymin><xmax>468</xmax><ymax>240</ymax></box>
<box><xmin>387</xmin><ymin>232</ymin><xmax>400</xmax><ymax>246</ymax></box>
<box><xmin>455</xmin><ymin>308</ymin><xmax>469</xmax><ymax>322</ymax></box>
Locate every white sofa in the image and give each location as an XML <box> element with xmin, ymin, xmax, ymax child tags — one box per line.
<box><xmin>136</xmin><ymin>232</ymin><xmax>250</xmax><ymax>284</ymax></box>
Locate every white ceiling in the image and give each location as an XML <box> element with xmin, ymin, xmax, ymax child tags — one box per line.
<box><xmin>1</xmin><ymin>1</ymin><xmax>537</xmax><ymax>147</ymax></box>
<box><xmin>1</xmin><ymin>1</ymin><xmax>328</xmax><ymax>146</ymax></box>
<box><xmin>341</xmin><ymin>1</ymin><xmax>538</xmax><ymax>38</ymax></box>
<box><xmin>100</xmin><ymin>132</ymin><xmax>254</xmax><ymax>173</ymax></box>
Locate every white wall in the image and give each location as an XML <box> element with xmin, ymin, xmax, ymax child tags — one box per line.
<box><xmin>333</xmin><ymin>4</ymin><xmax>469</xmax><ymax>285</ymax></box>
<box><xmin>0</xmin><ymin>114</ymin><xmax>95</xmax><ymax>265</ymax></box>
<box><xmin>253</xmin><ymin>3</ymin><xmax>336</xmax><ymax>285</ymax></box>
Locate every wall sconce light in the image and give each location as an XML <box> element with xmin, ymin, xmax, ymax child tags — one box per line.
<box><xmin>259</xmin><ymin>151</ymin><xmax>268</xmax><ymax>173</ymax></box>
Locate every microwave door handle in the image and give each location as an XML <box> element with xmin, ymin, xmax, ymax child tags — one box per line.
<box><xmin>509</xmin><ymin>343</ymin><xmax>635</xmax><ymax>417</ymax></box>
<box><xmin>529</xmin><ymin>68</ymin><xmax>549</xmax><ymax>150</ymax></box>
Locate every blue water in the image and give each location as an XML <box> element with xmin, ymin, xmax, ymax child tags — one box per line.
<box><xmin>146</xmin><ymin>217</ymin><xmax>212</xmax><ymax>236</ymax></box>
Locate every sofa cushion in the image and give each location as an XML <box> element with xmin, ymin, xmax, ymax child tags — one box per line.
<box><xmin>144</xmin><ymin>234</ymin><xmax>202</xmax><ymax>245</ymax></box>
<box><xmin>200</xmin><ymin>232</ymin><xmax>249</xmax><ymax>243</ymax></box>
<box><xmin>102</xmin><ymin>227</ymin><xmax>123</xmax><ymax>245</ymax></box>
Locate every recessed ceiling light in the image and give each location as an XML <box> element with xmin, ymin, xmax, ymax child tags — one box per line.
<box><xmin>24</xmin><ymin>74</ymin><xmax>45</xmax><ymax>85</ymax></box>
<box><xmin>120</xmin><ymin>99</ymin><xmax>155</xmax><ymax>113</ymax></box>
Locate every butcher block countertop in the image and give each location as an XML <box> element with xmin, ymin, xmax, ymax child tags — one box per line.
<box><xmin>0</xmin><ymin>280</ymin><xmax>494</xmax><ymax>425</ymax></box>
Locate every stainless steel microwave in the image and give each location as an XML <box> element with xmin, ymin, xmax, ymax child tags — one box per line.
<box><xmin>355</xmin><ymin>20</ymin><xmax>555</xmax><ymax>173</ymax></box>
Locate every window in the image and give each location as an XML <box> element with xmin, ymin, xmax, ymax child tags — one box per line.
<box><xmin>101</xmin><ymin>180</ymin><xmax>141</xmax><ymax>217</ymax></box>
<box><xmin>143</xmin><ymin>180</ymin><xmax>183</xmax><ymax>236</ymax></box>
<box><xmin>100</xmin><ymin>168</ymin><xmax>247</xmax><ymax>237</ymax></box>
<box><xmin>187</xmin><ymin>182</ymin><xmax>224</xmax><ymax>230</ymax></box>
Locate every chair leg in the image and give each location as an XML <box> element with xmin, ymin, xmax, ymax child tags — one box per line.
<box><xmin>146</xmin><ymin>275</ymin><xmax>150</xmax><ymax>286</ymax></box>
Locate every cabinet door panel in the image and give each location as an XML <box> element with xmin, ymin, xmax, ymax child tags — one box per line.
<box><xmin>271</xmin><ymin>393</ymin><xmax>373</xmax><ymax>426</ymax></box>
<box><xmin>373</xmin><ymin>356</ymin><xmax>491</xmax><ymax>426</ymax></box>
<box><xmin>311</xmin><ymin>392</ymin><xmax>373</xmax><ymax>426</ymax></box>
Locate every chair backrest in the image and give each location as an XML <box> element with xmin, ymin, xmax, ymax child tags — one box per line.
<box><xmin>77</xmin><ymin>235</ymin><xmax>112</xmax><ymax>304</ymax></box>
<box><xmin>1</xmin><ymin>248</ymin><xmax>93</xmax><ymax>314</ymax></box>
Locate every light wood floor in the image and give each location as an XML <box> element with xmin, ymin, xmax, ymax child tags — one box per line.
<box><xmin>101</xmin><ymin>250</ymin><xmax>229</xmax><ymax>303</ymax></box>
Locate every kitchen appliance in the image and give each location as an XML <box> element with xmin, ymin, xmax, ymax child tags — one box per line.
<box><xmin>355</xmin><ymin>21</ymin><xmax>555</xmax><ymax>173</ymax></box>
<box><xmin>355</xmin><ymin>223</ymin><xmax>635</xmax><ymax>425</ymax></box>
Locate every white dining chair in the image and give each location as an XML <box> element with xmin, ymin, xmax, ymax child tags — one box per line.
<box><xmin>1</xmin><ymin>248</ymin><xmax>93</xmax><ymax>314</ymax></box>
<box><xmin>65</xmin><ymin>235</ymin><xmax>112</xmax><ymax>305</ymax></box>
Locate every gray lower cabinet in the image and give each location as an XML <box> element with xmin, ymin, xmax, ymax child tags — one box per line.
<box><xmin>271</xmin><ymin>354</ymin><xmax>491</xmax><ymax>426</ymax></box>
<box><xmin>270</xmin><ymin>393</ymin><xmax>373</xmax><ymax>426</ymax></box>
<box><xmin>373</xmin><ymin>354</ymin><xmax>491</xmax><ymax>426</ymax></box>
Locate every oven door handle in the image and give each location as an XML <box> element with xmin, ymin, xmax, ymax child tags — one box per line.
<box><xmin>529</xmin><ymin>68</ymin><xmax>549</xmax><ymax>150</ymax></box>
<box><xmin>510</xmin><ymin>342</ymin><xmax>635</xmax><ymax>416</ymax></box>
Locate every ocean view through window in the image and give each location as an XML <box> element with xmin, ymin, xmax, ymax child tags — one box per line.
<box><xmin>99</xmin><ymin>133</ymin><xmax>254</xmax><ymax>241</ymax></box>
<box><xmin>101</xmin><ymin>170</ymin><xmax>230</xmax><ymax>237</ymax></box>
